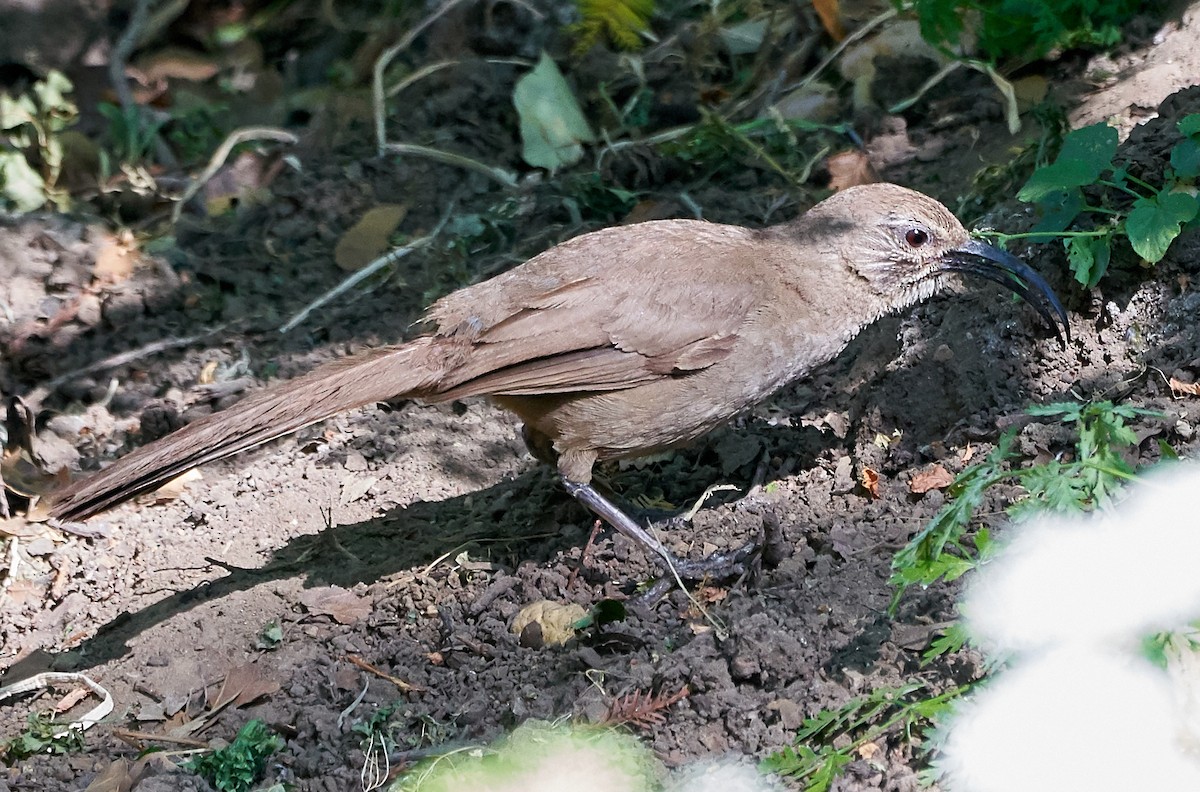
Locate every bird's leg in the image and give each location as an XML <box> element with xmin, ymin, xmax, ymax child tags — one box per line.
<box><xmin>588</xmin><ymin>476</ymin><xmax>686</xmax><ymax>525</ymax></box>
<box><xmin>562</xmin><ymin>479</ymin><xmax>757</xmax><ymax>582</ymax></box>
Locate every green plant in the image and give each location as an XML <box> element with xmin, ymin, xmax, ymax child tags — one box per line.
<box><xmin>662</xmin><ymin>113</ymin><xmax>847</xmax><ymax>186</ymax></box>
<box><xmin>761</xmin><ymin>682</ymin><xmax>966</xmax><ymax>791</ymax></box>
<box><xmin>992</xmin><ymin>117</ymin><xmax>1200</xmax><ymax>287</ymax></box>
<box><xmin>561</xmin><ymin>172</ymin><xmax>638</xmax><ymax>223</ymax></box>
<box><xmin>966</xmin><ymin>102</ymin><xmax>1069</xmax><ymax>211</ymax></box>
<box><xmin>0</xmin><ymin>70</ymin><xmax>78</xmax><ymax>212</ymax></box>
<box><xmin>421</xmin><ymin>197</ymin><xmax>524</xmax><ymax>304</ymax></box>
<box><xmin>904</xmin><ymin>0</ymin><xmax>1138</xmax><ymax>63</ymax></box>
<box><xmin>0</xmin><ymin>712</ymin><xmax>86</xmax><ymax>764</ymax></box>
<box><xmin>572</xmin><ymin>0</ymin><xmax>655</xmax><ymax>54</ymax></box>
<box><xmin>353</xmin><ymin>704</ymin><xmax>458</xmax><ymax>752</ymax></box>
<box><xmin>352</xmin><ymin>702</ymin><xmax>403</xmax><ymax>752</ymax></box>
<box><xmin>97</xmin><ymin>101</ymin><xmax>165</xmax><ymax>165</ymax></box>
<box><xmin>816</xmin><ymin>400</ymin><xmax>1165</xmax><ymax>789</ymax></box>
<box><xmin>891</xmin><ymin>400</ymin><xmax>1160</xmax><ymax>609</ymax></box>
<box><xmin>165</xmin><ymin>102</ymin><xmax>231</xmax><ymax>164</ymax></box>
<box><xmin>255</xmin><ymin>621</ymin><xmax>283</xmax><ymax>650</ymax></box>
<box><xmin>185</xmin><ymin>719</ymin><xmax>283</xmax><ymax>792</ymax></box>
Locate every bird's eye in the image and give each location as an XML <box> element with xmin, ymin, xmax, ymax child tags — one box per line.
<box><xmin>905</xmin><ymin>228</ymin><xmax>929</xmax><ymax>248</ymax></box>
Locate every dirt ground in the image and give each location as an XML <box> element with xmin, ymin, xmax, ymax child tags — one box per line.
<box><xmin>3</xmin><ymin>3</ymin><xmax>1200</xmax><ymax>790</ymax></box>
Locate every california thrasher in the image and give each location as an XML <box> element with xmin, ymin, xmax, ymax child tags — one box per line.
<box><xmin>48</xmin><ymin>183</ymin><xmax>1068</xmax><ymax>577</ymax></box>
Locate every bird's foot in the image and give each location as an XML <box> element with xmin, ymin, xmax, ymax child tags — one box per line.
<box><xmin>564</xmin><ymin>479</ymin><xmax>760</xmax><ymax>599</ymax></box>
<box><xmin>659</xmin><ymin>536</ymin><xmax>759</xmax><ymax>581</ymax></box>
<box><xmin>632</xmin><ymin>537</ymin><xmax>759</xmax><ymax>605</ymax></box>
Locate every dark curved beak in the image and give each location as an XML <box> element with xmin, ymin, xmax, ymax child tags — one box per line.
<box><xmin>943</xmin><ymin>238</ymin><xmax>1070</xmax><ymax>342</ymax></box>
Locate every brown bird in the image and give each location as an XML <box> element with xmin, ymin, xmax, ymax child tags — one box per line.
<box><xmin>48</xmin><ymin>184</ymin><xmax>1067</xmax><ymax>576</ymax></box>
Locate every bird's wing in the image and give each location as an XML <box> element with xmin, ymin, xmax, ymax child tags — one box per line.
<box><xmin>425</xmin><ymin>221</ymin><xmax>766</xmax><ymax>398</ymax></box>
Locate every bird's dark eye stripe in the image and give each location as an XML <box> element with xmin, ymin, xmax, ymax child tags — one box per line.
<box><xmin>905</xmin><ymin>229</ymin><xmax>929</xmax><ymax>247</ymax></box>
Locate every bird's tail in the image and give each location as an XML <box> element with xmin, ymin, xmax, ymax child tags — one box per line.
<box><xmin>48</xmin><ymin>338</ymin><xmax>447</xmax><ymax>521</ymax></box>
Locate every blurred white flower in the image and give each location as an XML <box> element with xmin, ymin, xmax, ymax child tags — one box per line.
<box><xmin>964</xmin><ymin>464</ymin><xmax>1200</xmax><ymax>653</ymax></box>
<box><xmin>386</xmin><ymin>720</ymin><xmax>780</xmax><ymax>792</ymax></box>
<box><xmin>941</xmin><ymin>463</ymin><xmax>1200</xmax><ymax>791</ymax></box>
<box><xmin>939</xmin><ymin>646</ymin><xmax>1200</xmax><ymax>791</ymax></box>
<box><xmin>667</xmin><ymin>759</ymin><xmax>781</xmax><ymax>792</ymax></box>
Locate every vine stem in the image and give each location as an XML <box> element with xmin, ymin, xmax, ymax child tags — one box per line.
<box><xmin>982</xmin><ymin>230</ymin><xmax>1109</xmax><ymax>243</ymax></box>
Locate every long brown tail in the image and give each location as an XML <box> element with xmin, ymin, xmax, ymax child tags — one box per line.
<box><xmin>49</xmin><ymin>338</ymin><xmax>447</xmax><ymax>521</ymax></box>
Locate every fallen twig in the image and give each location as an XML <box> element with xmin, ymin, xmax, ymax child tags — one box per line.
<box><xmin>0</xmin><ymin>672</ymin><xmax>114</xmax><ymax>735</ymax></box>
<box><xmin>373</xmin><ymin>0</ymin><xmax>472</xmax><ymax>155</ymax></box>
<box><xmin>24</xmin><ymin>327</ymin><xmax>227</xmax><ymax>411</ymax></box>
<box><xmin>345</xmin><ymin>654</ymin><xmax>425</xmax><ymax>693</ymax></box>
<box><xmin>170</xmin><ymin>127</ymin><xmax>299</xmax><ymax>224</ymax></box>
<box><xmin>278</xmin><ymin>202</ymin><xmax>455</xmax><ymax>334</ymax></box>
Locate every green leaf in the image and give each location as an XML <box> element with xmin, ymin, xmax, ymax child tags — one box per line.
<box><xmin>32</xmin><ymin>70</ymin><xmax>74</xmax><ymax>115</ymax></box>
<box><xmin>186</xmin><ymin>720</ymin><xmax>282</xmax><ymax>792</ymax></box>
<box><xmin>1125</xmin><ymin>190</ymin><xmax>1199</xmax><ymax>262</ymax></box>
<box><xmin>1020</xmin><ymin>462</ymin><xmax>1089</xmax><ymax>513</ymax></box>
<box><xmin>1179</xmin><ymin>114</ymin><xmax>1200</xmax><ymax>138</ymax></box>
<box><xmin>720</xmin><ymin>17</ymin><xmax>769</xmax><ymax>55</ymax></box>
<box><xmin>1065</xmin><ymin>234</ymin><xmax>1111</xmax><ymax>288</ymax></box>
<box><xmin>913</xmin><ymin>0</ymin><xmax>966</xmax><ymax>54</ymax></box>
<box><xmin>1018</xmin><ymin>123</ymin><xmax>1118</xmax><ymax>202</ymax></box>
<box><xmin>1171</xmin><ymin>138</ymin><xmax>1200</xmax><ymax>180</ymax></box>
<box><xmin>889</xmin><ymin>430</ymin><xmax>1020</xmax><ymax>607</ymax></box>
<box><xmin>256</xmin><ymin>621</ymin><xmax>283</xmax><ymax>650</ymax></box>
<box><xmin>513</xmin><ymin>52</ymin><xmax>596</xmax><ymax>173</ymax></box>
<box><xmin>1026</xmin><ymin>402</ymin><xmax>1081</xmax><ymax>421</ymax></box>
<box><xmin>0</xmin><ymin>92</ymin><xmax>36</xmax><ymax>130</ymax></box>
<box><xmin>923</xmin><ymin>621</ymin><xmax>970</xmax><ymax>665</ymax></box>
<box><xmin>1032</xmin><ymin>189</ymin><xmax>1084</xmax><ymax>233</ymax></box>
<box><xmin>0</xmin><ymin>150</ymin><xmax>47</xmax><ymax>212</ymax></box>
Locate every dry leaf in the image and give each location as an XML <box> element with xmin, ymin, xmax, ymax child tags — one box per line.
<box><xmin>827</xmin><ymin>149</ymin><xmax>878</xmax><ymax>191</ymax></box>
<box><xmin>858</xmin><ymin>741</ymin><xmax>881</xmax><ymax>759</ymax></box>
<box><xmin>909</xmin><ymin>464</ymin><xmax>953</xmax><ymax>494</ymax></box>
<box><xmin>56</xmin><ymin>686</ymin><xmax>92</xmax><ymax>713</ymax></box>
<box><xmin>136</xmin><ymin>468</ymin><xmax>202</xmax><ymax>506</ymax></box>
<box><xmin>1012</xmin><ymin>75</ymin><xmax>1048</xmax><ymax>109</ymax></box>
<box><xmin>136</xmin><ymin>47</ymin><xmax>221</xmax><ymax>83</ymax></box>
<box><xmin>136</xmin><ymin>702</ymin><xmax>166</xmax><ymax>722</ymax></box>
<box><xmin>696</xmin><ymin>585</ymin><xmax>728</xmax><ymax>604</ymax></box>
<box><xmin>1170</xmin><ymin>377</ymin><xmax>1200</xmax><ymax>397</ymax></box>
<box><xmin>299</xmin><ymin>585</ymin><xmax>371</xmax><ymax>625</ymax></box>
<box><xmin>197</xmin><ymin>360</ymin><xmax>219</xmax><ymax>385</ymax></box>
<box><xmin>339</xmin><ymin>475</ymin><xmax>377</xmax><ymax>505</ymax></box>
<box><xmin>602</xmin><ymin>685</ymin><xmax>689</xmax><ymax>729</ymax></box>
<box><xmin>334</xmin><ymin>204</ymin><xmax>409</xmax><ymax>271</ymax></box>
<box><xmin>92</xmin><ymin>230</ymin><xmax>138</xmax><ymax>284</ymax></box>
<box><xmin>511</xmin><ymin>600</ymin><xmax>587</xmax><ymax>647</ymax></box>
<box><xmin>861</xmin><ymin>467</ymin><xmax>880</xmax><ymax>498</ymax></box>
<box><xmin>621</xmin><ymin>198</ymin><xmax>683</xmax><ymax>225</ymax></box>
<box><xmin>2</xmin><ymin>448</ymin><xmax>60</xmax><ymax>498</ymax></box>
<box><xmin>0</xmin><ymin>515</ymin><xmax>52</xmax><ymax>538</ymax></box>
<box><xmin>84</xmin><ymin>758</ymin><xmax>133</xmax><ymax>792</ymax></box>
<box><xmin>203</xmin><ymin>150</ymin><xmax>282</xmax><ymax>216</ymax></box>
<box><xmin>210</xmin><ymin>663</ymin><xmax>280</xmax><ymax>711</ymax></box>
<box><xmin>959</xmin><ymin>443</ymin><xmax>975</xmax><ymax>465</ymax></box>
<box><xmin>813</xmin><ymin>0</ymin><xmax>846</xmax><ymax>40</ymax></box>
<box><xmin>3</xmin><ymin>578</ymin><xmax>44</xmax><ymax>606</ymax></box>
<box><xmin>872</xmin><ymin>432</ymin><xmax>896</xmax><ymax>449</ymax></box>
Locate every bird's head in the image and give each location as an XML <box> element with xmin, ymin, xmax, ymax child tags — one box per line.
<box><xmin>797</xmin><ymin>183</ymin><xmax>1069</xmax><ymax>340</ymax></box>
